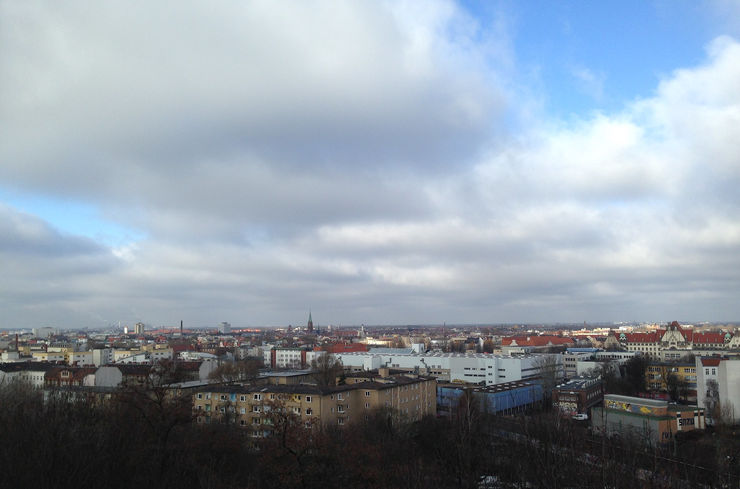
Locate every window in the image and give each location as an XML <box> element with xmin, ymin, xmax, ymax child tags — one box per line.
<box><xmin>205</xmin><ymin>394</ymin><xmax>211</xmax><ymax>400</ymax></box>
<box><xmin>254</xmin><ymin>394</ymin><xmax>262</xmax><ymax>401</ymax></box>
<box><xmin>252</xmin><ymin>418</ymin><xmax>261</xmax><ymax>424</ymax></box>
<box><xmin>197</xmin><ymin>393</ymin><xmax>203</xmax><ymax>399</ymax></box>
<box><xmin>337</xmin><ymin>405</ymin><xmax>345</xmax><ymax>413</ymax></box>
<box><xmin>293</xmin><ymin>407</ymin><xmax>301</xmax><ymax>414</ymax></box>
<box><xmin>220</xmin><ymin>394</ymin><xmax>227</xmax><ymax>401</ymax></box>
<box><xmin>365</xmin><ymin>391</ymin><xmax>371</xmax><ymax>397</ymax></box>
<box><xmin>253</xmin><ymin>406</ymin><xmax>261</xmax><ymax>413</ymax></box>
<box><xmin>337</xmin><ymin>393</ymin><xmax>343</xmax><ymax>400</ymax></box>
<box><xmin>306</xmin><ymin>396</ymin><xmax>312</xmax><ymax>402</ymax></box>
<box><xmin>240</xmin><ymin>408</ymin><xmax>246</xmax><ymax>414</ymax></box>
<box><xmin>240</xmin><ymin>395</ymin><xmax>246</xmax><ymax>402</ymax></box>
<box><xmin>296</xmin><ymin>395</ymin><xmax>301</xmax><ymax>401</ymax></box>
<box><xmin>205</xmin><ymin>405</ymin><xmax>211</xmax><ymax>412</ymax></box>
<box><xmin>337</xmin><ymin>418</ymin><xmax>345</xmax><ymax>425</ymax></box>
<box><xmin>365</xmin><ymin>403</ymin><xmax>370</xmax><ymax>409</ymax></box>
<box><xmin>306</xmin><ymin>408</ymin><xmax>312</xmax><ymax>416</ymax></box>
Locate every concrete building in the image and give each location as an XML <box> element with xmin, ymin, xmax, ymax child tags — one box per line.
<box><xmin>219</xmin><ymin>322</ymin><xmax>231</xmax><ymax>334</ymax></box>
<box><xmin>268</xmin><ymin>347</ymin><xmax>310</xmax><ymax>369</ymax></box>
<box><xmin>592</xmin><ymin>394</ymin><xmax>705</xmax><ymax>446</ymax></box>
<box><xmin>437</xmin><ymin>381</ymin><xmax>543</xmax><ymax>417</ymax></box>
<box><xmin>32</xmin><ymin>327</ymin><xmax>58</xmax><ymax>339</ymax></box>
<box><xmin>92</xmin><ymin>348</ymin><xmax>113</xmax><ymax>367</ymax></box>
<box><xmin>333</xmin><ymin>350</ymin><xmax>563</xmax><ymax>386</ymax></box>
<box><xmin>552</xmin><ymin>377</ymin><xmax>603</xmax><ymax>416</ymax></box>
<box><xmin>696</xmin><ymin>357</ymin><xmax>740</xmax><ymax>425</ymax></box>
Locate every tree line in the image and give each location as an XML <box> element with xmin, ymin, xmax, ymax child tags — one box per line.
<box><xmin>0</xmin><ymin>378</ymin><xmax>736</xmax><ymax>489</ymax></box>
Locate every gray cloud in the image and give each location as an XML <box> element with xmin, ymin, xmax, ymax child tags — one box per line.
<box><xmin>0</xmin><ymin>2</ymin><xmax>739</xmax><ymax>328</ymax></box>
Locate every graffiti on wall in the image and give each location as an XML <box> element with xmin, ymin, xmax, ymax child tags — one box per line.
<box><xmin>605</xmin><ymin>399</ymin><xmax>655</xmax><ymax>415</ymax></box>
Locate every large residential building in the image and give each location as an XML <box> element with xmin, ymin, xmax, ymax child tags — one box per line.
<box><xmin>192</xmin><ymin>371</ymin><xmax>436</xmax><ymax>431</ymax></box>
<box><xmin>333</xmin><ymin>350</ymin><xmax>563</xmax><ymax>386</ymax></box>
<box><xmin>696</xmin><ymin>356</ymin><xmax>740</xmax><ymax>425</ymax></box>
<box><xmin>608</xmin><ymin>321</ymin><xmax>733</xmax><ymax>360</ymax></box>
<box><xmin>645</xmin><ymin>362</ymin><xmax>698</xmax><ymax>398</ymax></box>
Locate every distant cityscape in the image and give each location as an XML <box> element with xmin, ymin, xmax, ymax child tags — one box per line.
<box><xmin>1</xmin><ymin>315</ymin><xmax>739</xmax><ymax>486</ymax></box>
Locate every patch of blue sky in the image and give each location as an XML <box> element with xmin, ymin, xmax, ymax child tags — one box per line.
<box><xmin>461</xmin><ymin>0</ymin><xmax>718</xmax><ymax>117</ymax></box>
<box><xmin>0</xmin><ymin>187</ymin><xmax>145</xmax><ymax>248</ymax></box>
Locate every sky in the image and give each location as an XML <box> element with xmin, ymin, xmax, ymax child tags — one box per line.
<box><xmin>1</xmin><ymin>0</ymin><xmax>740</xmax><ymax>329</ymax></box>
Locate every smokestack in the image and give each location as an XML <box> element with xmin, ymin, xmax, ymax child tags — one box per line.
<box><xmin>180</xmin><ymin>320</ymin><xmax>183</xmax><ymax>335</ymax></box>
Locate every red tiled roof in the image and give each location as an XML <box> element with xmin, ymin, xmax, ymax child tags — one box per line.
<box><xmin>692</xmin><ymin>332</ymin><xmax>728</xmax><ymax>344</ymax></box>
<box><xmin>617</xmin><ymin>331</ymin><xmax>662</xmax><ymax>343</ymax></box>
<box><xmin>320</xmin><ymin>343</ymin><xmax>369</xmax><ymax>353</ymax></box>
<box><xmin>700</xmin><ymin>358</ymin><xmax>721</xmax><ymax>366</ymax></box>
<box><xmin>501</xmin><ymin>336</ymin><xmax>575</xmax><ymax>347</ymax></box>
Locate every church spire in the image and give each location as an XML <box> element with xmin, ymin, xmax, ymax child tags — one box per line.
<box><xmin>307</xmin><ymin>310</ymin><xmax>314</xmax><ymax>333</ymax></box>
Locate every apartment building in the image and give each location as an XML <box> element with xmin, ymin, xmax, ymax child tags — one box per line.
<box><xmin>696</xmin><ymin>356</ymin><xmax>740</xmax><ymax>425</ymax></box>
<box><xmin>645</xmin><ymin>363</ymin><xmax>697</xmax><ymax>398</ymax></box>
<box><xmin>192</xmin><ymin>372</ymin><xmax>436</xmax><ymax>432</ymax></box>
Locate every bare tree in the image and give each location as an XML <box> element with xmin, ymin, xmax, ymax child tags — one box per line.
<box><xmin>310</xmin><ymin>354</ymin><xmax>343</xmax><ymax>386</ymax></box>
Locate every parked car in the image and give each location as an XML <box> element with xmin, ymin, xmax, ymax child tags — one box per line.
<box><xmin>572</xmin><ymin>413</ymin><xmax>589</xmax><ymax>421</ymax></box>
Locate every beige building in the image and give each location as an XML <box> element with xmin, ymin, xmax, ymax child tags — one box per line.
<box><xmin>193</xmin><ymin>372</ymin><xmax>436</xmax><ymax>434</ymax></box>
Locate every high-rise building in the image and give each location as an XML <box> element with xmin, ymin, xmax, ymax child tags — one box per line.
<box><xmin>219</xmin><ymin>322</ymin><xmax>231</xmax><ymax>334</ymax></box>
<box><xmin>134</xmin><ymin>322</ymin><xmax>145</xmax><ymax>335</ymax></box>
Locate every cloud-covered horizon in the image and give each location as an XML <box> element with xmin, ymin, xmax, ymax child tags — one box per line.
<box><xmin>1</xmin><ymin>1</ymin><xmax>739</xmax><ymax>328</ymax></box>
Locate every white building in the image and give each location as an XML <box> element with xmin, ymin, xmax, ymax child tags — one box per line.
<box><xmin>219</xmin><ymin>322</ymin><xmax>232</xmax><ymax>334</ymax></box>
<box><xmin>92</xmin><ymin>348</ymin><xmax>113</xmax><ymax>367</ymax></box>
<box><xmin>333</xmin><ymin>351</ymin><xmax>563</xmax><ymax>386</ymax></box>
<box><xmin>32</xmin><ymin>327</ymin><xmax>58</xmax><ymax>339</ymax></box>
<box><xmin>696</xmin><ymin>356</ymin><xmax>740</xmax><ymax>425</ymax></box>
<box><xmin>69</xmin><ymin>351</ymin><xmax>94</xmax><ymax>366</ymax></box>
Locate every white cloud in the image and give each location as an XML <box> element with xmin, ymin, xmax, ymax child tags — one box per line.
<box><xmin>0</xmin><ymin>1</ymin><xmax>739</xmax><ymax>327</ymax></box>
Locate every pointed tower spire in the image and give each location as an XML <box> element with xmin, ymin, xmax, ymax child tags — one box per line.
<box><xmin>307</xmin><ymin>310</ymin><xmax>314</xmax><ymax>333</ymax></box>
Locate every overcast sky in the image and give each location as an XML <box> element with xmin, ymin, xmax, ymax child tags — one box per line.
<box><xmin>2</xmin><ymin>1</ymin><xmax>740</xmax><ymax>329</ymax></box>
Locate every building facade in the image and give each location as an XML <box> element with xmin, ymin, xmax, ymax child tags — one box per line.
<box><xmin>333</xmin><ymin>350</ymin><xmax>563</xmax><ymax>386</ymax></box>
<box><xmin>611</xmin><ymin>322</ymin><xmax>733</xmax><ymax>360</ymax></box>
<box><xmin>192</xmin><ymin>372</ymin><xmax>436</xmax><ymax>432</ymax></box>
<box><xmin>696</xmin><ymin>356</ymin><xmax>740</xmax><ymax>425</ymax></box>
<box><xmin>592</xmin><ymin>394</ymin><xmax>705</xmax><ymax>446</ymax></box>
<box><xmin>552</xmin><ymin>377</ymin><xmax>604</xmax><ymax>416</ymax></box>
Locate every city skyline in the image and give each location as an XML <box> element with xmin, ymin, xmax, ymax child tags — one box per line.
<box><xmin>2</xmin><ymin>1</ymin><xmax>740</xmax><ymax>328</ymax></box>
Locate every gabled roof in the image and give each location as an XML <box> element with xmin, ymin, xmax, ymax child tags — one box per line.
<box><xmin>700</xmin><ymin>357</ymin><xmax>721</xmax><ymax>367</ymax></box>
<box><xmin>502</xmin><ymin>336</ymin><xmax>574</xmax><ymax>347</ymax></box>
<box><xmin>615</xmin><ymin>331</ymin><xmax>662</xmax><ymax>343</ymax></box>
<box><xmin>692</xmin><ymin>332</ymin><xmax>728</xmax><ymax>344</ymax></box>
